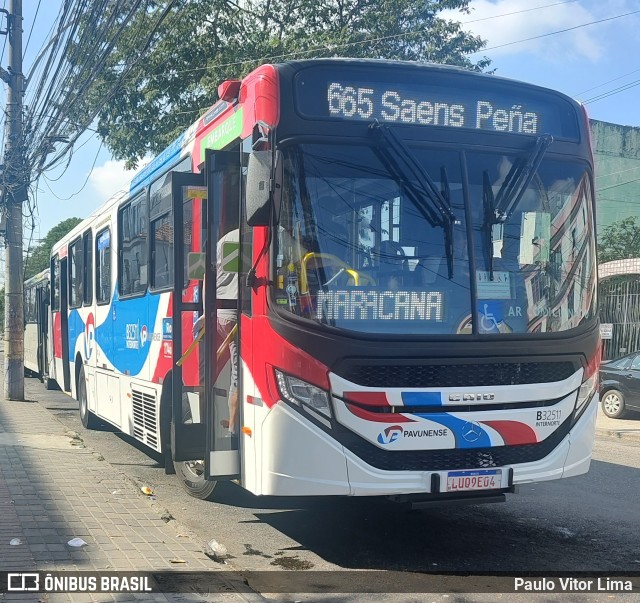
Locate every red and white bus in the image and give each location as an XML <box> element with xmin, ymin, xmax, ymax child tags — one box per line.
<box><xmin>45</xmin><ymin>59</ymin><xmax>600</xmax><ymax>503</ymax></box>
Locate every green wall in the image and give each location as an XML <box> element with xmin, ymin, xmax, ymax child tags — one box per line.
<box><xmin>590</xmin><ymin>120</ymin><xmax>640</xmax><ymax>231</ymax></box>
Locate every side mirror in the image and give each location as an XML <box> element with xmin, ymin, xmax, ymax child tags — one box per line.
<box><xmin>246</xmin><ymin>151</ymin><xmax>281</xmax><ymax>226</ymax></box>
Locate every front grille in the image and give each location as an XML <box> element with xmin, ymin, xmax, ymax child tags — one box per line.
<box><xmin>336</xmin><ymin>417</ymin><xmax>572</xmax><ymax>472</ymax></box>
<box><xmin>342</xmin><ymin>361</ymin><xmax>576</xmax><ymax>388</ymax></box>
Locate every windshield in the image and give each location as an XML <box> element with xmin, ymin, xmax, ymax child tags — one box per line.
<box><xmin>273</xmin><ymin>143</ymin><xmax>596</xmax><ymax>336</ymax></box>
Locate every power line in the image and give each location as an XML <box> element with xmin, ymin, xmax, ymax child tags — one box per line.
<box><xmin>583</xmin><ymin>79</ymin><xmax>640</xmax><ymax>104</ymax></box>
<box><xmin>574</xmin><ymin>67</ymin><xmax>640</xmax><ymax>96</ymax></box>
<box><xmin>34</xmin><ymin>0</ymin><xmax>178</xmax><ymax>176</ymax></box>
<box><xmin>0</xmin><ymin>0</ymin><xmax>7</xmax><ymax>66</ymax></box>
<box><xmin>597</xmin><ymin>177</ymin><xmax>640</xmax><ymax>194</ymax></box>
<box><xmin>103</xmin><ymin>1</ymin><xmax>589</xmax><ymax>84</ymax></box>
<box><xmin>596</xmin><ymin>165</ymin><xmax>640</xmax><ymax>181</ymax></box>
<box><xmin>460</xmin><ymin>0</ymin><xmax>579</xmax><ymax>24</ymax></box>
<box><xmin>22</xmin><ymin>0</ymin><xmax>42</xmax><ymax>59</ymax></box>
<box><xmin>39</xmin><ymin>139</ymin><xmax>103</xmax><ymax>201</ymax></box>
<box><xmin>480</xmin><ymin>9</ymin><xmax>640</xmax><ymax>52</ymax></box>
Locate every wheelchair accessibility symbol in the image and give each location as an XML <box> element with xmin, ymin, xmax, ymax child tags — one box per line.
<box><xmin>479</xmin><ymin>301</ymin><xmax>504</xmax><ymax>334</ymax></box>
<box><xmin>481</xmin><ymin>303</ymin><xmax>500</xmax><ymax>332</ymax></box>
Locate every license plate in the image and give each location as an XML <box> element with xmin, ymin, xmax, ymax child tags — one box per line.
<box><xmin>446</xmin><ymin>469</ymin><xmax>502</xmax><ymax>492</ymax></box>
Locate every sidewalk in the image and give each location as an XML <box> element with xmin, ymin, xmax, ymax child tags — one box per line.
<box><xmin>594</xmin><ymin>406</ymin><xmax>640</xmax><ymax>443</ymax></box>
<box><xmin>0</xmin><ymin>376</ymin><xmax>263</xmax><ymax>602</ymax></box>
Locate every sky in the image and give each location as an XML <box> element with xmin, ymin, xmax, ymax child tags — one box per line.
<box><xmin>8</xmin><ymin>0</ymin><xmax>640</xmax><ymax>243</ymax></box>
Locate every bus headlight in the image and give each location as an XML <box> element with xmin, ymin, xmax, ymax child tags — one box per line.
<box><xmin>575</xmin><ymin>373</ymin><xmax>597</xmax><ymax>414</ymax></box>
<box><xmin>275</xmin><ymin>370</ymin><xmax>332</xmax><ymax>418</ymax></box>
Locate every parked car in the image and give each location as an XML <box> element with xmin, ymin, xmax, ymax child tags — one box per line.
<box><xmin>599</xmin><ymin>351</ymin><xmax>640</xmax><ymax>419</ymax></box>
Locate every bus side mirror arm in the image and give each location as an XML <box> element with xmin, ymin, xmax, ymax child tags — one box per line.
<box><xmin>245</xmin><ymin>150</ymin><xmax>282</xmax><ymax>227</ymax></box>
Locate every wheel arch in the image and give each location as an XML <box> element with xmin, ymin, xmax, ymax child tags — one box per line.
<box><xmin>74</xmin><ymin>352</ymin><xmax>84</xmax><ymax>399</ymax></box>
<box><xmin>159</xmin><ymin>369</ymin><xmax>176</xmax><ymax>474</ymax></box>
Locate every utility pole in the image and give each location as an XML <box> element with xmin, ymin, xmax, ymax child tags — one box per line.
<box><xmin>1</xmin><ymin>0</ymin><xmax>25</xmax><ymax>400</ymax></box>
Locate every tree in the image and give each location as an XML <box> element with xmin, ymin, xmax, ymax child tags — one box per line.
<box><xmin>72</xmin><ymin>0</ymin><xmax>490</xmax><ymax>168</ymax></box>
<box><xmin>24</xmin><ymin>218</ymin><xmax>83</xmax><ymax>281</ymax></box>
<box><xmin>597</xmin><ymin>216</ymin><xmax>640</xmax><ymax>264</ymax></box>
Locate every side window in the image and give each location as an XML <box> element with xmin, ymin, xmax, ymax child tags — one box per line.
<box><xmin>149</xmin><ymin>156</ymin><xmax>192</xmax><ymax>292</ymax></box>
<box><xmin>23</xmin><ymin>287</ymin><xmax>33</xmax><ymax>323</ymax></box>
<box><xmin>119</xmin><ymin>193</ymin><xmax>148</xmax><ymax>297</ymax></box>
<box><xmin>69</xmin><ymin>238</ymin><xmax>83</xmax><ymax>308</ymax></box>
<box><xmin>96</xmin><ymin>229</ymin><xmax>111</xmax><ymax>304</ymax></box>
<box><xmin>83</xmin><ymin>230</ymin><xmax>93</xmax><ymax>305</ymax></box>
<box><xmin>29</xmin><ymin>288</ymin><xmax>36</xmax><ymax>322</ymax></box>
<box><xmin>630</xmin><ymin>356</ymin><xmax>640</xmax><ymax>371</ymax></box>
<box><xmin>150</xmin><ymin>173</ymin><xmax>174</xmax><ymax>290</ymax></box>
<box><xmin>51</xmin><ymin>256</ymin><xmax>60</xmax><ymax>311</ymax></box>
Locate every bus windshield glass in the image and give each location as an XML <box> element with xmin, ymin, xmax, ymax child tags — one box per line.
<box><xmin>273</xmin><ymin>143</ymin><xmax>596</xmax><ymax>335</ymax></box>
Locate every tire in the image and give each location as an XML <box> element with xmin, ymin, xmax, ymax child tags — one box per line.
<box><xmin>172</xmin><ymin>400</ymin><xmax>217</xmax><ymax>501</ymax></box>
<box><xmin>601</xmin><ymin>389</ymin><xmax>628</xmax><ymax>419</ymax></box>
<box><xmin>77</xmin><ymin>366</ymin><xmax>100</xmax><ymax>429</ymax></box>
<box><xmin>173</xmin><ymin>450</ymin><xmax>217</xmax><ymax>501</ymax></box>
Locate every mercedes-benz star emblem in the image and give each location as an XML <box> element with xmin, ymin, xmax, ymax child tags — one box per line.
<box><xmin>461</xmin><ymin>421</ymin><xmax>482</xmax><ymax>443</ymax></box>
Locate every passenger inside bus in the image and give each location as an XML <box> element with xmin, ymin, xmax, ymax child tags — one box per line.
<box><xmin>193</xmin><ymin>228</ymin><xmax>239</xmax><ymax>438</ymax></box>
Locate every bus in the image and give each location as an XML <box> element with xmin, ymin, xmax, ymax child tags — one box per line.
<box><xmin>46</xmin><ymin>58</ymin><xmax>599</xmax><ymax>504</ymax></box>
<box><xmin>23</xmin><ymin>268</ymin><xmax>55</xmax><ymax>388</ymax></box>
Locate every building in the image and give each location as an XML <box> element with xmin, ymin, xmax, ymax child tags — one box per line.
<box><xmin>591</xmin><ymin>120</ymin><xmax>640</xmax><ymax>359</ymax></box>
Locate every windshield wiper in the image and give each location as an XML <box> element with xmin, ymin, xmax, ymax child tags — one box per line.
<box><xmin>369</xmin><ymin>122</ymin><xmax>457</xmax><ymax>278</ymax></box>
<box><xmin>483</xmin><ymin>133</ymin><xmax>553</xmax><ymax>279</ymax></box>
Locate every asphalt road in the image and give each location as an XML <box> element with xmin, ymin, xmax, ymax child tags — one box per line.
<box><xmin>24</xmin><ymin>375</ymin><xmax>640</xmax><ymax>602</ymax></box>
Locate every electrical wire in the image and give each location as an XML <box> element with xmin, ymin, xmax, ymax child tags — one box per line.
<box><xmin>480</xmin><ymin>9</ymin><xmax>640</xmax><ymax>53</ymax></box>
<box><xmin>583</xmin><ymin>79</ymin><xmax>640</xmax><ymax>104</ymax></box>
<box><xmin>40</xmin><ymin>139</ymin><xmax>103</xmax><ymax>201</ymax></box>
<box><xmin>0</xmin><ymin>0</ymin><xmax>7</xmax><ymax>67</ymax></box>
<box><xmin>18</xmin><ymin>0</ymin><xmax>640</xmax><ymax>199</ymax></box>
<box><xmin>22</xmin><ymin>0</ymin><xmax>42</xmax><ymax>60</ymax></box>
<box><xmin>574</xmin><ymin>67</ymin><xmax>640</xmax><ymax>96</ymax></box>
<box><xmin>86</xmin><ymin>1</ymin><xmax>585</xmax><ymax>85</ymax></box>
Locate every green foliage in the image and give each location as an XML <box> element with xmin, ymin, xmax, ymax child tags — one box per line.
<box><xmin>597</xmin><ymin>216</ymin><xmax>640</xmax><ymax>264</ymax></box>
<box><xmin>73</xmin><ymin>0</ymin><xmax>490</xmax><ymax>168</ymax></box>
<box><xmin>24</xmin><ymin>218</ymin><xmax>83</xmax><ymax>280</ymax></box>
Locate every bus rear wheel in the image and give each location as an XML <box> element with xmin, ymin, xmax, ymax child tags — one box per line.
<box><xmin>78</xmin><ymin>366</ymin><xmax>100</xmax><ymax>429</ymax></box>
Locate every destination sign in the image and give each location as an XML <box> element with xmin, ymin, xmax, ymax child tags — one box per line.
<box><xmin>316</xmin><ymin>290</ymin><xmax>444</xmax><ymax>321</ymax></box>
<box><xmin>294</xmin><ymin>66</ymin><xmax>580</xmax><ymax>140</ymax></box>
<box><xmin>328</xmin><ymin>83</ymin><xmax>541</xmax><ymax>134</ymax></box>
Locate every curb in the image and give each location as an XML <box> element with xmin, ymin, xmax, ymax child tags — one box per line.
<box><xmin>595</xmin><ymin>427</ymin><xmax>640</xmax><ymax>443</ymax></box>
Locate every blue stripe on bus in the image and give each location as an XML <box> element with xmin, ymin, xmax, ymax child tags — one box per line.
<box><xmin>401</xmin><ymin>391</ymin><xmax>442</xmax><ymax>406</ymax></box>
<box><xmin>68</xmin><ymin>287</ymin><xmax>162</xmax><ymax>376</ymax></box>
<box><xmin>412</xmin><ymin>413</ymin><xmax>492</xmax><ymax>449</ymax></box>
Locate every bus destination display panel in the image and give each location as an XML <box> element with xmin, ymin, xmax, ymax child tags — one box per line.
<box><xmin>294</xmin><ymin>66</ymin><xmax>580</xmax><ymax>139</ymax></box>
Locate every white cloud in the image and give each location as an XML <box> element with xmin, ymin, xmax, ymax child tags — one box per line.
<box><xmin>88</xmin><ymin>157</ymin><xmax>151</xmax><ymax>200</ymax></box>
<box><xmin>442</xmin><ymin>0</ymin><xmax>604</xmax><ymax>61</ymax></box>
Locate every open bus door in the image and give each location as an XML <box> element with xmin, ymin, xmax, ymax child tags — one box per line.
<box><xmin>60</xmin><ymin>257</ymin><xmax>71</xmax><ymax>391</ymax></box>
<box><xmin>170</xmin><ymin>171</ymin><xmax>207</xmax><ymax>462</ymax></box>
<box><xmin>204</xmin><ymin>148</ymin><xmax>241</xmax><ymax>481</ymax></box>
<box><xmin>169</xmin><ymin>152</ymin><xmax>241</xmax><ymax>482</ymax></box>
<box><xmin>35</xmin><ymin>285</ymin><xmax>50</xmax><ymax>381</ymax></box>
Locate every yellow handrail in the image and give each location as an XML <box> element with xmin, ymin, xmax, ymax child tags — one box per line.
<box><xmin>300</xmin><ymin>252</ymin><xmax>375</xmax><ymax>293</ymax></box>
<box><xmin>176</xmin><ymin>322</ymin><xmax>238</xmax><ymax>366</ymax></box>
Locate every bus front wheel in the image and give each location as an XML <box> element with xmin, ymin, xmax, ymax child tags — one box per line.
<box><xmin>171</xmin><ymin>405</ymin><xmax>217</xmax><ymax>501</ymax></box>
<box><xmin>173</xmin><ymin>454</ymin><xmax>218</xmax><ymax>501</ymax></box>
